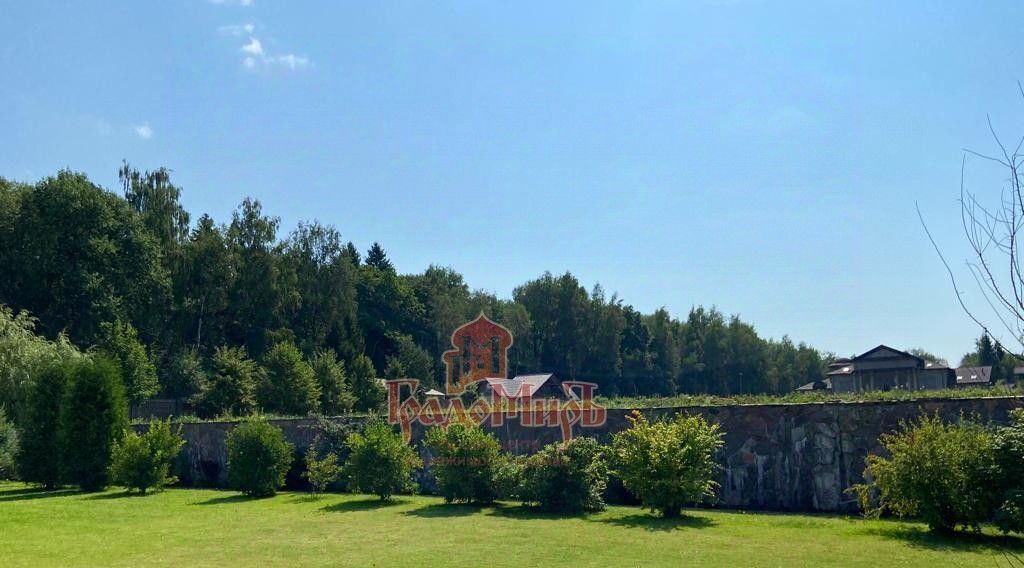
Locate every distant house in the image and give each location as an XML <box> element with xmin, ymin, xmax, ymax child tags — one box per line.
<box><xmin>954</xmin><ymin>366</ymin><xmax>993</xmax><ymax>388</ymax></box>
<box><xmin>483</xmin><ymin>373</ymin><xmax>578</xmax><ymax>401</ymax></box>
<box><xmin>826</xmin><ymin>345</ymin><xmax>955</xmax><ymax>393</ymax></box>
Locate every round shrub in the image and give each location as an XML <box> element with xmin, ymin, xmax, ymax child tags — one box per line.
<box><xmin>342</xmin><ymin>420</ymin><xmax>421</xmax><ymax>501</ymax></box>
<box><xmin>609</xmin><ymin>410</ymin><xmax>724</xmax><ymax>517</ymax></box>
<box><xmin>425</xmin><ymin>422</ymin><xmax>503</xmax><ymax>504</ymax></box>
<box><xmin>302</xmin><ymin>446</ymin><xmax>341</xmax><ymax>496</ymax></box>
<box><xmin>60</xmin><ymin>356</ymin><xmax>129</xmax><ymax>492</ymax></box>
<box><xmin>520</xmin><ymin>437</ymin><xmax>607</xmax><ymax>513</ymax></box>
<box><xmin>226</xmin><ymin>417</ymin><xmax>295</xmax><ymax>497</ymax></box>
<box><xmin>852</xmin><ymin>414</ymin><xmax>1000</xmax><ymax>532</ymax></box>
<box><xmin>110</xmin><ymin>418</ymin><xmax>185</xmax><ymax>494</ymax></box>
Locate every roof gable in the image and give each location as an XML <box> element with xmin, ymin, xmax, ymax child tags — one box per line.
<box><xmin>853</xmin><ymin>345</ymin><xmax>923</xmax><ymax>364</ymax></box>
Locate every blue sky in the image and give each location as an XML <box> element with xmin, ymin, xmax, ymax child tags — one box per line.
<box><xmin>2</xmin><ymin>1</ymin><xmax>1023</xmax><ymax>364</ymax></box>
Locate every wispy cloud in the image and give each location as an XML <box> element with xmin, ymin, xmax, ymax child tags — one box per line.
<box><xmin>217</xmin><ymin>23</ymin><xmax>254</xmax><ymax>36</ymax></box>
<box><xmin>133</xmin><ymin>123</ymin><xmax>154</xmax><ymax>140</ymax></box>
<box><xmin>209</xmin><ymin>0</ymin><xmax>253</xmax><ymax>6</ymax></box>
<box><xmin>233</xmin><ymin>34</ymin><xmax>310</xmax><ymax>71</ymax></box>
<box><xmin>266</xmin><ymin>54</ymin><xmax>310</xmax><ymax>70</ymax></box>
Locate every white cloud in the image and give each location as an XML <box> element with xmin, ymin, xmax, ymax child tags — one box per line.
<box><xmin>268</xmin><ymin>54</ymin><xmax>309</xmax><ymax>70</ymax></box>
<box><xmin>243</xmin><ymin>57</ymin><xmax>257</xmax><ymax>70</ymax></box>
<box><xmin>209</xmin><ymin>0</ymin><xmax>253</xmax><ymax>6</ymax></box>
<box><xmin>217</xmin><ymin>23</ymin><xmax>254</xmax><ymax>36</ymax></box>
<box><xmin>134</xmin><ymin>123</ymin><xmax>154</xmax><ymax>140</ymax></box>
<box><xmin>241</xmin><ymin>37</ymin><xmax>263</xmax><ymax>56</ymax></box>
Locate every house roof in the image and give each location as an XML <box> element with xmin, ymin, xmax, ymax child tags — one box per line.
<box><xmin>796</xmin><ymin>378</ymin><xmax>833</xmax><ymax>391</ymax></box>
<box><xmin>1014</xmin><ymin>366</ymin><xmax>1024</xmax><ymax>376</ymax></box>
<box><xmin>851</xmin><ymin>345</ymin><xmax>924</xmax><ymax>364</ymax></box>
<box><xmin>485</xmin><ymin>373</ymin><xmax>556</xmax><ymax>398</ymax></box>
<box><xmin>423</xmin><ymin>388</ymin><xmax>446</xmax><ymax>397</ymax></box>
<box><xmin>827</xmin><ymin>365</ymin><xmax>855</xmax><ymax>376</ymax></box>
<box><xmin>955</xmin><ymin>366</ymin><xmax>992</xmax><ymax>385</ymax></box>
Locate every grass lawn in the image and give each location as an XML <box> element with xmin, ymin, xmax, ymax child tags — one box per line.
<box><xmin>1</xmin><ymin>482</ymin><xmax>1022</xmax><ymax>567</ymax></box>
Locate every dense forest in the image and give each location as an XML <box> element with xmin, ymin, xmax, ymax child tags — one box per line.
<box><xmin>0</xmin><ymin>166</ymin><xmax>834</xmax><ymax>413</ymax></box>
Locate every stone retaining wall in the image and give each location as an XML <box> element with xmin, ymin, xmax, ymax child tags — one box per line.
<box><xmin>161</xmin><ymin>396</ymin><xmax>1024</xmax><ymax>513</ymax></box>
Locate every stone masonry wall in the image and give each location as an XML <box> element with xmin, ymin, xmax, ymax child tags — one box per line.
<box><xmin>161</xmin><ymin>396</ymin><xmax>1024</xmax><ymax>513</ymax></box>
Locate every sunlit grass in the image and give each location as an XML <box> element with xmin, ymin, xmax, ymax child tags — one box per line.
<box><xmin>1</xmin><ymin>482</ymin><xmax>1021</xmax><ymax>567</ymax></box>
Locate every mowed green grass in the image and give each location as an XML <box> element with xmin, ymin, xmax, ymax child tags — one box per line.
<box><xmin>1</xmin><ymin>482</ymin><xmax>1022</xmax><ymax>567</ymax></box>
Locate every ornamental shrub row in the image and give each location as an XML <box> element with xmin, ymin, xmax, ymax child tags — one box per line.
<box><xmin>239</xmin><ymin>412</ymin><xmax>726</xmax><ymax>518</ymax></box>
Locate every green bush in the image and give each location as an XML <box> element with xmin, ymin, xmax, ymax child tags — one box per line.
<box><xmin>852</xmin><ymin>414</ymin><xmax>1000</xmax><ymax>532</ymax></box>
<box><xmin>303</xmin><ymin>446</ymin><xmax>341</xmax><ymax>496</ymax></box>
<box><xmin>0</xmin><ymin>305</ymin><xmax>81</xmax><ymax>426</ymax></box>
<box><xmin>520</xmin><ymin>437</ymin><xmax>607</xmax><ymax>513</ymax></box>
<box><xmin>343</xmin><ymin>420</ymin><xmax>422</xmax><ymax>501</ymax></box>
<box><xmin>257</xmin><ymin>342</ymin><xmax>320</xmax><ymax>415</ymax></box>
<box><xmin>192</xmin><ymin>346</ymin><xmax>258</xmax><ymax>419</ymax></box>
<box><xmin>109</xmin><ymin>419</ymin><xmax>185</xmax><ymax>494</ymax></box>
<box><xmin>995</xmin><ymin>490</ymin><xmax>1024</xmax><ymax>535</ymax></box>
<box><xmin>16</xmin><ymin>363</ymin><xmax>69</xmax><ymax>488</ymax></box>
<box><xmin>97</xmin><ymin>320</ymin><xmax>158</xmax><ymax>403</ymax></box>
<box><xmin>425</xmin><ymin>422</ymin><xmax>503</xmax><ymax>504</ymax></box>
<box><xmin>493</xmin><ymin>454</ymin><xmax>526</xmax><ymax>501</ymax></box>
<box><xmin>350</xmin><ymin>355</ymin><xmax>385</xmax><ymax>412</ymax></box>
<box><xmin>609</xmin><ymin>410</ymin><xmax>724</xmax><ymax>517</ymax></box>
<box><xmin>311</xmin><ymin>350</ymin><xmax>355</xmax><ymax>415</ymax></box>
<box><xmin>993</xmin><ymin>409</ymin><xmax>1024</xmax><ymax>534</ymax></box>
<box><xmin>226</xmin><ymin>417</ymin><xmax>294</xmax><ymax>497</ymax></box>
<box><xmin>60</xmin><ymin>356</ymin><xmax>130</xmax><ymax>491</ymax></box>
<box><xmin>0</xmin><ymin>407</ymin><xmax>18</xmax><ymax>479</ymax></box>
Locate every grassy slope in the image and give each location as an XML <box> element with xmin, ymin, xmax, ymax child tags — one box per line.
<box><xmin>1</xmin><ymin>482</ymin><xmax>1021</xmax><ymax>567</ymax></box>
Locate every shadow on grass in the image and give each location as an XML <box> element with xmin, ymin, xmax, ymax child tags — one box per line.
<box><xmin>864</xmin><ymin>524</ymin><xmax>1024</xmax><ymax>554</ymax></box>
<box><xmin>404</xmin><ymin>502</ymin><xmax>488</xmax><ymax>518</ymax></box>
<box><xmin>0</xmin><ymin>487</ymin><xmax>81</xmax><ymax>502</ymax></box>
<box><xmin>85</xmin><ymin>491</ymin><xmax>154</xmax><ymax>500</ymax></box>
<box><xmin>599</xmin><ymin>513</ymin><xmax>716</xmax><ymax>532</ymax></box>
<box><xmin>193</xmin><ymin>493</ymin><xmax>261</xmax><ymax>506</ymax></box>
<box><xmin>321</xmin><ymin>497</ymin><xmax>408</xmax><ymax>513</ymax></box>
<box><xmin>486</xmin><ymin>504</ymin><xmax>600</xmax><ymax>521</ymax></box>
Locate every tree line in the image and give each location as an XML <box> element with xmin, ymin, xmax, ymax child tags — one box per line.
<box><xmin>0</xmin><ymin>166</ymin><xmax>834</xmax><ymax>415</ymax></box>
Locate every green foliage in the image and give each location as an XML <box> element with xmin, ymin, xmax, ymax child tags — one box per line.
<box><xmin>16</xmin><ymin>363</ymin><xmax>70</xmax><ymax>488</ymax></box>
<box><xmin>853</xmin><ymin>414</ymin><xmax>1000</xmax><ymax>532</ymax></box>
<box><xmin>0</xmin><ymin>408</ymin><xmax>18</xmax><ymax>479</ymax></box>
<box><xmin>302</xmin><ymin>446</ymin><xmax>341</xmax><ymax>495</ymax></box>
<box><xmin>310</xmin><ymin>350</ymin><xmax>355</xmax><ymax>415</ymax></box>
<box><xmin>0</xmin><ymin>305</ymin><xmax>81</xmax><ymax>425</ymax></box>
<box><xmin>520</xmin><ymin>437</ymin><xmax>607</xmax><ymax>513</ymax></box>
<box><xmin>60</xmin><ymin>356</ymin><xmax>129</xmax><ymax>491</ymax></box>
<box><xmin>257</xmin><ymin>342</ymin><xmax>319</xmax><ymax>415</ymax></box>
<box><xmin>609</xmin><ymin>410</ymin><xmax>724</xmax><ymax>517</ymax></box>
<box><xmin>0</xmin><ymin>170</ymin><xmax>170</xmax><ymax>347</ymax></box>
<box><xmin>161</xmin><ymin>347</ymin><xmax>204</xmax><ymax>399</ymax></box>
<box><xmin>425</xmin><ymin>422</ymin><xmax>503</xmax><ymax>504</ymax></box>
<box><xmin>350</xmin><ymin>355</ymin><xmax>385</xmax><ymax>412</ymax></box>
<box><xmin>109</xmin><ymin>419</ymin><xmax>185</xmax><ymax>494</ymax></box>
<box><xmin>343</xmin><ymin>420</ymin><xmax>422</xmax><ymax>501</ymax></box>
<box><xmin>993</xmin><ymin>408</ymin><xmax>1024</xmax><ymax>534</ymax></box>
<box><xmin>98</xmin><ymin>320</ymin><xmax>158</xmax><ymax>403</ymax></box>
<box><xmin>226</xmin><ymin>417</ymin><xmax>294</xmax><ymax>497</ymax></box>
<box><xmin>192</xmin><ymin>346</ymin><xmax>258</xmax><ymax>419</ymax></box>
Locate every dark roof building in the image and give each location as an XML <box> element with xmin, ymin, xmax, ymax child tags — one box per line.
<box><xmin>826</xmin><ymin>345</ymin><xmax>954</xmax><ymax>393</ymax></box>
<box><xmin>954</xmin><ymin>366</ymin><xmax>993</xmax><ymax>387</ymax></box>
